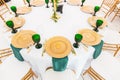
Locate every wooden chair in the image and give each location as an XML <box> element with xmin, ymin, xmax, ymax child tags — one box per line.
<box><xmin>0</xmin><ymin>54</ymin><xmax>38</xmax><ymax>80</ymax></box>
<box><xmin>102</xmin><ymin>43</ymin><xmax>120</xmax><ymax>56</ymax></box>
<box><xmin>44</xmin><ymin>67</ymin><xmax>84</xmax><ymax>80</ymax></box>
<box><xmin>0</xmin><ymin>48</ymin><xmax>12</xmax><ymax>63</ymax></box>
<box><xmin>83</xmin><ymin>51</ymin><xmax>120</xmax><ymax>80</ymax></box>
<box><xmin>22</xmin><ymin>68</ymin><xmax>38</xmax><ymax>80</ymax></box>
<box><xmin>100</xmin><ymin>0</ymin><xmax>119</xmax><ymax>17</ymax></box>
<box><xmin>110</xmin><ymin>5</ymin><xmax>120</xmax><ymax>21</ymax></box>
<box><xmin>0</xmin><ymin>0</ymin><xmax>11</xmax><ymax>23</ymax></box>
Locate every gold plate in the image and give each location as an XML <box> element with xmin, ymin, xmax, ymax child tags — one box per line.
<box><xmin>88</xmin><ymin>16</ymin><xmax>108</xmax><ymax>29</ymax></box>
<box><xmin>45</xmin><ymin>36</ymin><xmax>72</xmax><ymax>58</ymax></box>
<box><xmin>17</xmin><ymin>6</ymin><xmax>32</xmax><ymax>14</ymax></box>
<box><xmin>67</xmin><ymin>0</ymin><xmax>81</xmax><ymax>6</ymax></box>
<box><xmin>5</xmin><ymin>17</ymin><xmax>25</xmax><ymax>29</ymax></box>
<box><xmin>78</xmin><ymin>29</ymin><xmax>101</xmax><ymax>46</ymax></box>
<box><xmin>11</xmin><ymin>30</ymin><xmax>36</xmax><ymax>48</ymax></box>
<box><xmin>80</xmin><ymin>5</ymin><xmax>94</xmax><ymax>14</ymax></box>
<box><xmin>31</xmin><ymin>0</ymin><xmax>45</xmax><ymax>6</ymax></box>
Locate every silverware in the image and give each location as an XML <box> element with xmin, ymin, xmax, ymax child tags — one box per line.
<box><xmin>71</xmin><ymin>47</ymin><xmax>76</xmax><ymax>55</ymax></box>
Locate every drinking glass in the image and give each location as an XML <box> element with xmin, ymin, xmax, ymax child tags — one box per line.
<box><xmin>6</xmin><ymin>20</ymin><xmax>17</xmax><ymax>33</ymax></box>
<box><xmin>32</xmin><ymin>34</ymin><xmax>42</xmax><ymax>49</ymax></box>
<box><xmin>93</xmin><ymin>19</ymin><xmax>103</xmax><ymax>32</ymax></box>
<box><xmin>73</xmin><ymin>34</ymin><xmax>83</xmax><ymax>48</ymax></box>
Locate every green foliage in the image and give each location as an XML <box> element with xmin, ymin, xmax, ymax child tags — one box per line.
<box><xmin>10</xmin><ymin>6</ymin><xmax>17</xmax><ymax>13</ymax></box>
<box><xmin>6</xmin><ymin>20</ymin><xmax>14</xmax><ymax>28</ymax></box>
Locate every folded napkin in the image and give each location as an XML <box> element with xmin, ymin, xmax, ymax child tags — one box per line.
<box><xmin>52</xmin><ymin>56</ymin><xmax>68</xmax><ymax>71</ymax></box>
<box><xmin>92</xmin><ymin>40</ymin><xmax>104</xmax><ymax>59</ymax></box>
<box><xmin>10</xmin><ymin>44</ymin><xmax>24</xmax><ymax>61</ymax></box>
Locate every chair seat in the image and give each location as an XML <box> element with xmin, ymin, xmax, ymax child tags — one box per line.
<box><xmin>0</xmin><ymin>54</ymin><xmax>30</xmax><ymax>80</ymax></box>
<box><xmin>44</xmin><ymin>69</ymin><xmax>78</xmax><ymax>80</ymax></box>
<box><xmin>91</xmin><ymin>51</ymin><xmax>120</xmax><ymax>80</ymax></box>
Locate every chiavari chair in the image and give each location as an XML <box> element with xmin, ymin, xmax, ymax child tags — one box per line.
<box><xmin>0</xmin><ymin>48</ymin><xmax>12</xmax><ymax>63</ymax></box>
<box><xmin>0</xmin><ymin>0</ymin><xmax>11</xmax><ymax>23</ymax></box>
<box><xmin>44</xmin><ymin>67</ymin><xmax>84</xmax><ymax>80</ymax></box>
<box><xmin>22</xmin><ymin>68</ymin><xmax>38</xmax><ymax>80</ymax></box>
<box><xmin>102</xmin><ymin>43</ymin><xmax>120</xmax><ymax>56</ymax></box>
<box><xmin>83</xmin><ymin>51</ymin><xmax>120</xmax><ymax>80</ymax></box>
<box><xmin>100</xmin><ymin>0</ymin><xmax>119</xmax><ymax>17</ymax></box>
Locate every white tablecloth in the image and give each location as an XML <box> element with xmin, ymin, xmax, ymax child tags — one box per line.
<box><xmin>20</xmin><ymin>45</ymin><xmax>94</xmax><ymax>79</ymax></box>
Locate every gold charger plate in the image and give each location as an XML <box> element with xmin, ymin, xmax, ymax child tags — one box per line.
<box><xmin>80</xmin><ymin>5</ymin><xmax>94</xmax><ymax>14</ymax></box>
<box><xmin>78</xmin><ymin>29</ymin><xmax>101</xmax><ymax>46</ymax></box>
<box><xmin>45</xmin><ymin>36</ymin><xmax>72</xmax><ymax>58</ymax></box>
<box><xmin>5</xmin><ymin>17</ymin><xmax>25</xmax><ymax>29</ymax></box>
<box><xmin>31</xmin><ymin>0</ymin><xmax>45</xmax><ymax>6</ymax></box>
<box><xmin>67</xmin><ymin>0</ymin><xmax>81</xmax><ymax>6</ymax></box>
<box><xmin>88</xmin><ymin>16</ymin><xmax>108</xmax><ymax>29</ymax></box>
<box><xmin>11</xmin><ymin>30</ymin><xmax>36</xmax><ymax>48</ymax></box>
<box><xmin>17</xmin><ymin>6</ymin><xmax>32</xmax><ymax>14</ymax></box>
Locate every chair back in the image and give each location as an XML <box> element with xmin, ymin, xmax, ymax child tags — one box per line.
<box><xmin>22</xmin><ymin>68</ymin><xmax>38</xmax><ymax>80</ymax></box>
<box><xmin>0</xmin><ymin>48</ymin><xmax>12</xmax><ymax>63</ymax></box>
<box><xmin>0</xmin><ymin>0</ymin><xmax>11</xmax><ymax>23</ymax></box>
<box><xmin>102</xmin><ymin>43</ymin><xmax>120</xmax><ymax>56</ymax></box>
<box><xmin>44</xmin><ymin>67</ymin><xmax>82</xmax><ymax>80</ymax></box>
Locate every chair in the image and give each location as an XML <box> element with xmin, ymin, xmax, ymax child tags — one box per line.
<box><xmin>44</xmin><ymin>67</ymin><xmax>84</xmax><ymax>80</ymax></box>
<box><xmin>102</xmin><ymin>43</ymin><xmax>120</xmax><ymax>56</ymax></box>
<box><xmin>0</xmin><ymin>48</ymin><xmax>12</xmax><ymax>63</ymax></box>
<box><xmin>22</xmin><ymin>68</ymin><xmax>38</xmax><ymax>80</ymax></box>
<box><xmin>83</xmin><ymin>51</ymin><xmax>120</xmax><ymax>80</ymax></box>
<box><xmin>0</xmin><ymin>0</ymin><xmax>11</xmax><ymax>23</ymax></box>
<box><xmin>0</xmin><ymin>54</ymin><xmax>38</xmax><ymax>80</ymax></box>
<box><xmin>110</xmin><ymin>4</ymin><xmax>120</xmax><ymax>22</ymax></box>
<box><xmin>100</xmin><ymin>0</ymin><xmax>119</xmax><ymax>17</ymax></box>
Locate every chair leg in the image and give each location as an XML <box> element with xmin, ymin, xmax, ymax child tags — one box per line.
<box><xmin>0</xmin><ymin>15</ymin><xmax>6</xmax><ymax>23</ymax></box>
<box><xmin>111</xmin><ymin>9</ymin><xmax>120</xmax><ymax>22</ymax></box>
<box><xmin>114</xmin><ymin>47</ymin><xmax>120</xmax><ymax>56</ymax></box>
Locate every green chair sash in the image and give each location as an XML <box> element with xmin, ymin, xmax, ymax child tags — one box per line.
<box><xmin>93</xmin><ymin>40</ymin><xmax>104</xmax><ymax>59</ymax></box>
<box><xmin>52</xmin><ymin>56</ymin><xmax>68</xmax><ymax>71</ymax></box>
<box><xmin>10</xmin><ymin>44</ymin><xmax>24</xmax><ymax>61</ymax></box>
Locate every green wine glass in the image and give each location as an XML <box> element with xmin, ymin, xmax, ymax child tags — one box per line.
<box><xmin>93</xmin><ymin>19</ymin><xmax>103</xmax><ymax>32</ymax></box>
<box><xmin>32</xmin><ymin>34</ymin><xmax>42</xmax><ymax>49</ymax></box>
<box><xmin>93</xmin><ymin>6</ymin><xmax>100</xmax><ymax>16</ymax></box>
<box><xmin>45</xmin><ymin>0</ymin><xmax>49</xmax><ymax>8</ymax></box>
<box><xmin>6</xmin><ymin>20</ymin><xmax>17</xmax><ymax>33</ymax></box>
<box><xmin>73</xmin><ymin>34</ymin><xmax>83</xmax><ymax>48</ymax></box>
<box><xmin>81</xmin><ymin>0</ymin><xmax>85</xmax><ymax>7</ymax></box>
<box><xmin>10</xmin><ymin>6</ymin><xmax>18</xmax><ymax>17</ymax></box>
<box><xmin>26</xmin><ymin>0</ymin><xmax>31</xmax><ymax>7</ymax></box>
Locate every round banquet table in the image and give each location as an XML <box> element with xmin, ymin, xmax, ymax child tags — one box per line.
<box><xmin>0</xmin><ymin>1</ymin><xmax>120</xmax><ymax>80</ymax></box>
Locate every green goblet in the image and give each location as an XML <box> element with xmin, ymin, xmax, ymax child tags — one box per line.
<box><xmin>81</xmin><ymin>0</ymin><xmax>85</xmax><ymax>7</ymax></box>
<box><xmin>93</xmin><ymin>6</ymin><xmax>100</xmax><ymax>16</ymax></box>
<box><xmin>10</xmin><ymin>6</ymin><xmax>18</xmax><ymax>17</ymax></box>
<box><xmin>45</xmin><ymin>0</ymin><xmax>49</xmax><ymax>8</ymax></box>
<box><xmin>73</xmin><ymin>34</ymin><xmax>83</xmax><ymax>48</ymax></box>
<box><xmin>32</xmin><ymin>34</ymin><xmax>42</xmax><ymax>49</ymax></box>
<box><xmin>93</xmin><ymin>19</ymin><xmax>103</xmax><ymax>32</ymax></box>
<box><xmin>26</xmin><ymin>0</ymin><xmax>31</xmax><ymax>7</ymax></box>
<box><xmin>6</xmin><ymin>20</ymin><xmax>17</xmax><ymax>33</ymax></box>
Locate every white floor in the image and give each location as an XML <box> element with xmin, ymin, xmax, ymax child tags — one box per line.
<box><xmin>0</xmin><ymin>0</ymin><xmax>120</xmax><ymax>80</ymax></box>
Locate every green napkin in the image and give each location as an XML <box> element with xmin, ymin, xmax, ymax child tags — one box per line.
<box><xmin>10</xmin><ymin>44</ymin><xmax>24</xmax><ymax>61</ymax></box>
<box><xmin>52</xmin><ymin>56</ymin><xmax>68</xmax><ymax>71</ymax></box>
<box><xmin>92</xmin><ymin>40</ymin><xmax>104</xmax><ymax>59</ymax></box>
